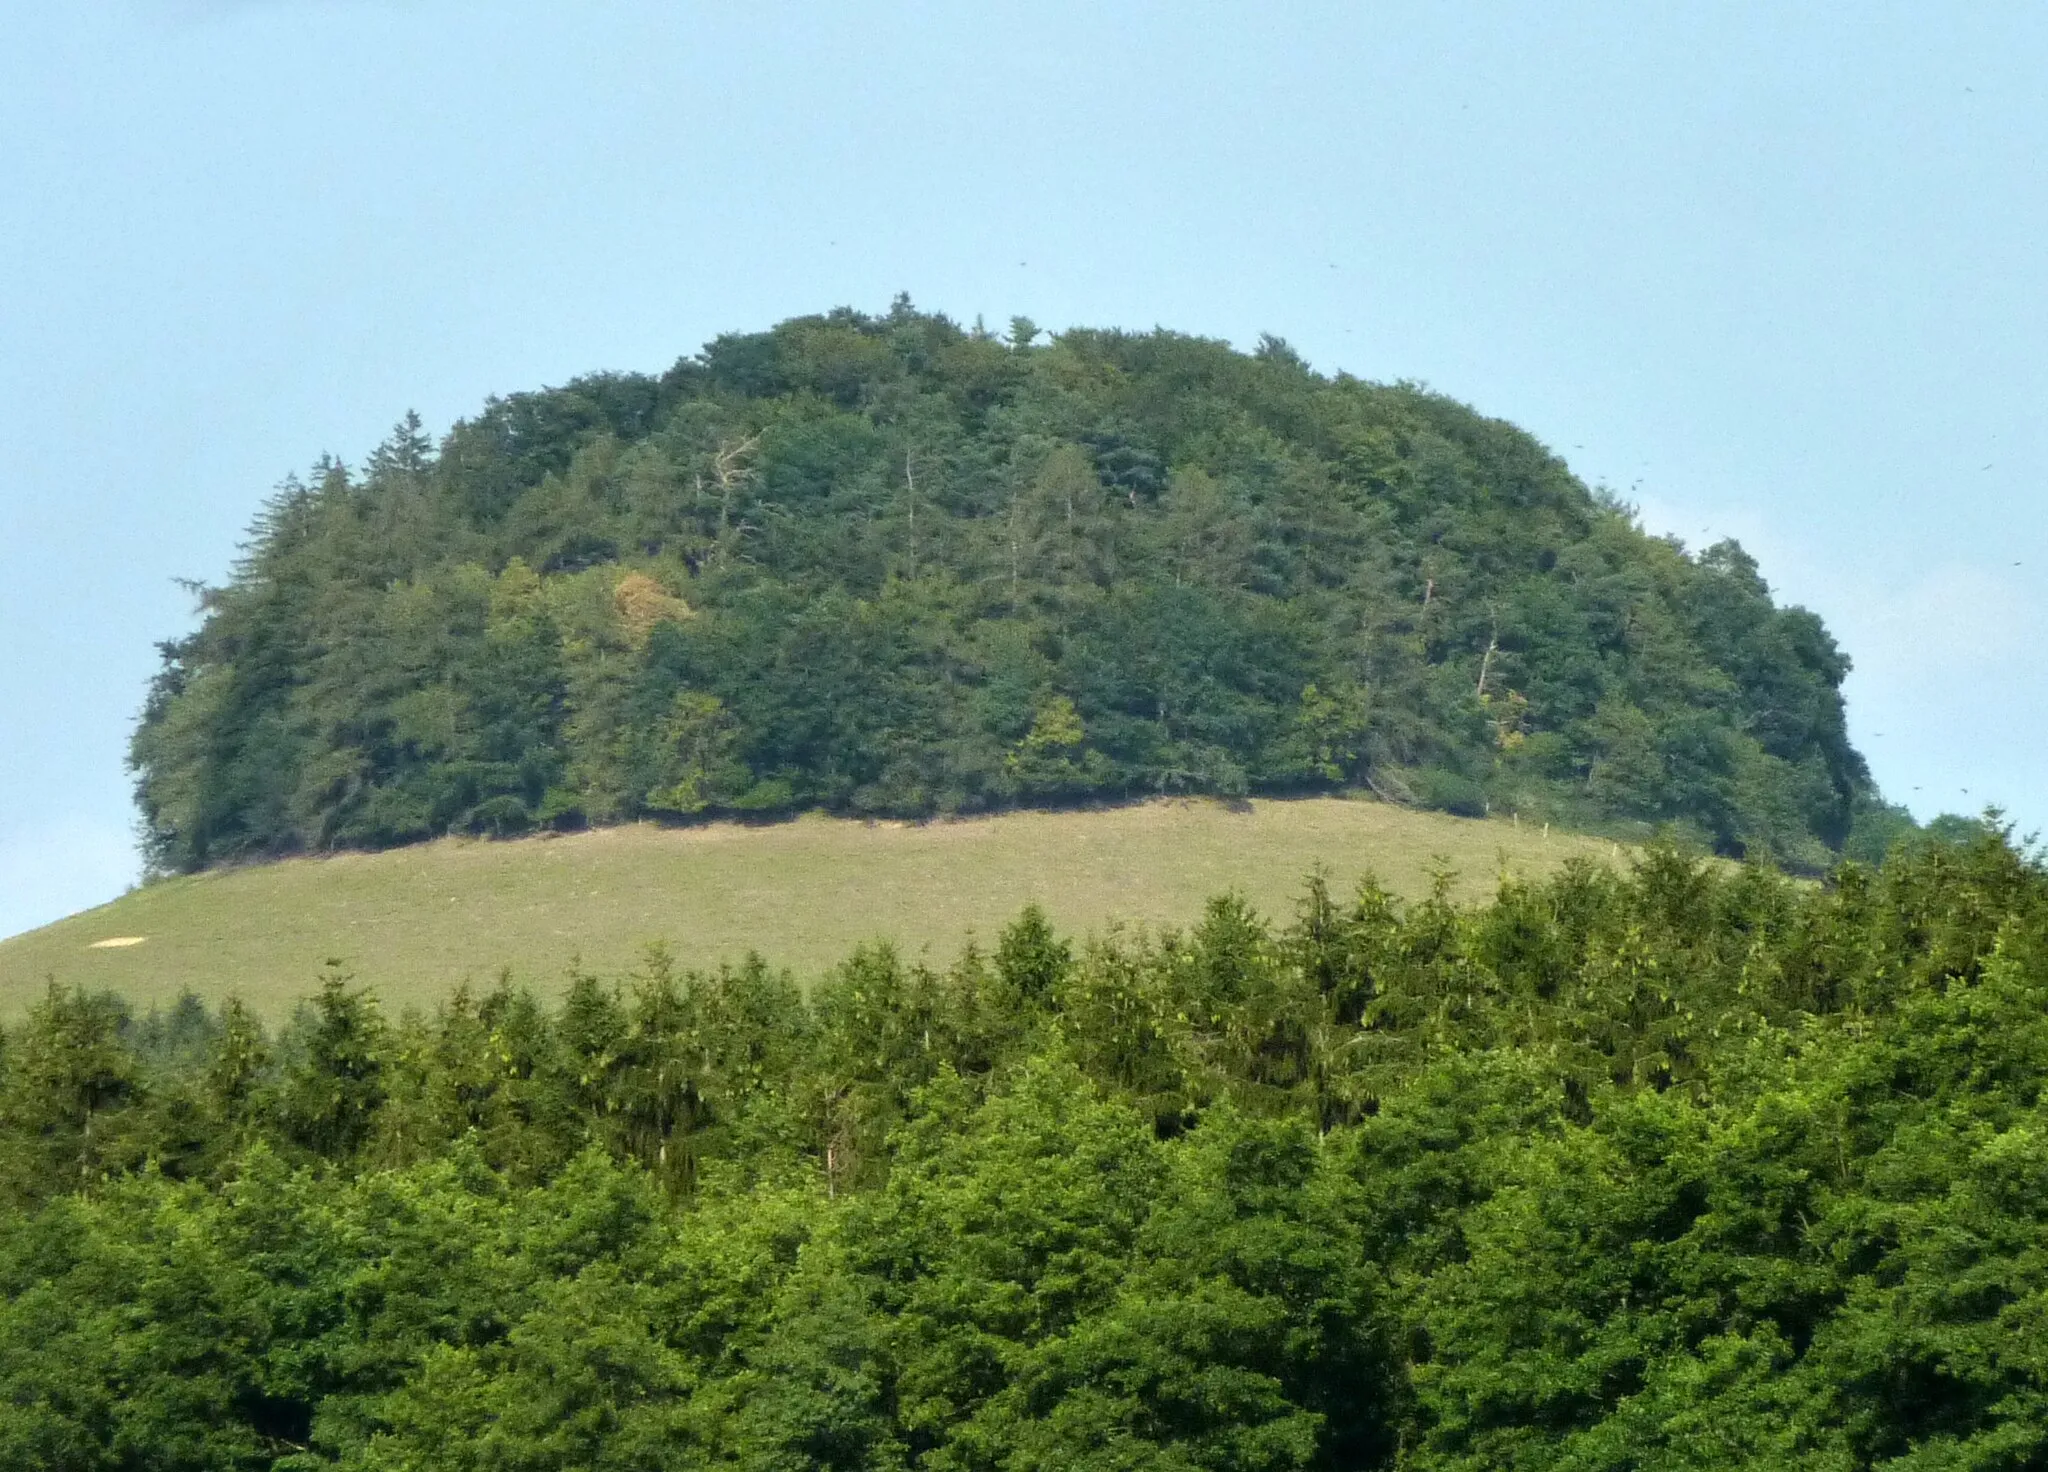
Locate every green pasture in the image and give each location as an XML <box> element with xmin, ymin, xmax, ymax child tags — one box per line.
<box><xmin>0</xmin><ymin>796</ymin><xmax>1622</xmax><ymax>1021</ymax></box>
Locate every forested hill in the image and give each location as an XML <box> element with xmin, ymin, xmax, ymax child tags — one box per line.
<box><xmin>134</xmin><ymin>300</ymin><xmax>1879</xmax><ymax>874</ymax></box>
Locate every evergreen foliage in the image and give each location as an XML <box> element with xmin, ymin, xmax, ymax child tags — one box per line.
<box><xmin>4</xmin><ymin>827</ymin><xmax>2047</xmax><ymax>1467</ymax></box>
<box><xmin>133</xmin><ymin>301</ymin><xmax>1876</xmax><ymax>873</ymax></box>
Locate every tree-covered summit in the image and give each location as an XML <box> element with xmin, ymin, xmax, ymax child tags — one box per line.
<box><xmin>133</xmin><ymin>299</ymin><xmax>1877</xmax><ymax>873</ymax></box>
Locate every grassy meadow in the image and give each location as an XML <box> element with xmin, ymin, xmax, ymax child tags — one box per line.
<box><xmin>0</xmin><ymin>796</ymin><xmax>1623</xmax><ymax>1021</ymax></box>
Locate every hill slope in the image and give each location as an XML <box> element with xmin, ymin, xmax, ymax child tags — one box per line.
<box><xmin>133</xmin><ymin>301</ymin><xmax>1875</xmax><ymax>874</ymax></box>
<box><xmin>4</xmin><ymin>822</ymin><xmax>2043</xmax><ymax>1468</ymax></box>
<box><xmin>1</xmin><ymin>797</ymin><xmax>1617</xmax><ymax>1019</ymax></box>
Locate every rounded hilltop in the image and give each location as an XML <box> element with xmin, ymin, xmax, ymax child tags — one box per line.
<box><xmin>132</xmin><ymin>299</ymin><xmax>1892</xmax><ymax>876</ymax></box>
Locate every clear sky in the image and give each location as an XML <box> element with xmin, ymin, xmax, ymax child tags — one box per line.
<box><xmin>3</xmin><ymin>1</ymin><xmax>2044</xmax><ymax>940</ymax></box>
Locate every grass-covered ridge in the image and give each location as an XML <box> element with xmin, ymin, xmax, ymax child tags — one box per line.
<box><xmin>133</xmin><ymin>301</ymin><xmax>1890</xmax><ymax>875</ymax></box>
<box><xmin>0</xmin><ymin>797</ymin><xmax>1619</xmax><ymax>1021</ymax></box>
<box><xmin>3</xmin><ymin>828</ymin><xmax>2045</xmax><ymax>1467</ymax></box>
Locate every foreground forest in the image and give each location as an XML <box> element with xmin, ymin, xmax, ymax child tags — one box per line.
<box><xmin>133</xmin><ymin>301</ymin><xmax>1896</xmax><ymax>874</ymax></box>
<box><xmin>4</xmin><ymin>826</ymin><xmax>2046</xmax><ymax>1468</ymax></box>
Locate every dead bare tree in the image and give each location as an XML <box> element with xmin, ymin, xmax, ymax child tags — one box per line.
<box><xmin>904</xmin><ymin>449</ymin><xmax>918</xmax><ymax>575</ymax></box>
<box><xmin>709</xmin><ymin>434</ymin><xmax>761</xmax><ymax>566</ymax></box>
<box><xmin>1475</xmin><ymin>606</ymin><xmax>1501</xmax><ymax>698</ymax></box>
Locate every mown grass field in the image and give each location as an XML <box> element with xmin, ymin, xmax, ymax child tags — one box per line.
<box><xmin>0</xmin><ymin>797</ymin><xmax>1625</xmax><ymax>1021</ymax></box>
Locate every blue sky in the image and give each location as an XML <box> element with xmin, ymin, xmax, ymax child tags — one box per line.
<box><xmin>3</xmin><ymin>1</ymin><xmax>2044</xmax><ymax>939</ymax></box>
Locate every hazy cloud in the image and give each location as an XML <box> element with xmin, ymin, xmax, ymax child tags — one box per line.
<box><xmin>1843</xmin><ymin>562</ymin><xmax>2038</xmax><ymax>682</ymax></box>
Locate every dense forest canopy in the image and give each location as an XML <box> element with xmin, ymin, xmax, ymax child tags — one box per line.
<box><xmin>133</xmin><ymin>299</ymin><xmax>1889</xmax><ymax>873</ymax></box>
<box><xmin>4</xmin><ymin>828</ymin><xmax>2046</xmax><ymax>1468</ymax></box>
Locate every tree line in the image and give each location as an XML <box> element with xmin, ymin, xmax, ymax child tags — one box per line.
<box><xmin>132</xmin><ymin>300</ymin><xmax>1894</xmax><ymax>875</ymax></box>
<box><xmin>4</xmin><ymin>826</ymin><xmax>2046</xmax><ymax>1467</ymax></box>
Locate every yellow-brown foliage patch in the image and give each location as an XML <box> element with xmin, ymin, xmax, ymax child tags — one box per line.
<box><xmin>613</xmin><ymin>571</ymin><xmax>694</xmax><ymax>647</ymax></box>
